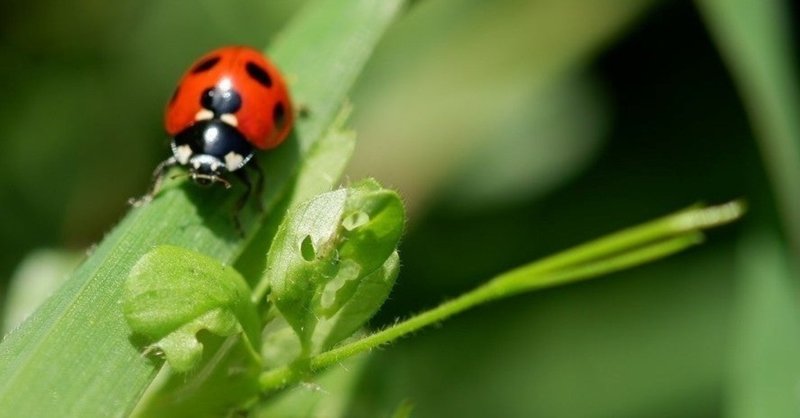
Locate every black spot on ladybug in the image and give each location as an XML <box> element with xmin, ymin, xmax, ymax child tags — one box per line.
<box><xmin>169</xmin><ymin>86</ymin><xmax>180</xmax><ymax>105</ymax></box>
<box><xmin>201</xmin><ymin>87</ymin><xmax>242</xmax><ymax>114</ymax></box>
<box><xmin>273</xmin><ymin>102</ymin><xmax>286</xmax><ymax>128</ymax></box>
<box><xmin>191</xmin><ymin>56</ymin><xmax>221</xmax><ymax>74</ymax></box>
<box><xmin>245</xmin><ymin>62</ymin><xmax>272</xmax><ymax>88</ymax></box>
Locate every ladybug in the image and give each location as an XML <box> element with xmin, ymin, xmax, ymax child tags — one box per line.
<box><xmin>154</xmin><ymin>46</ymin><xmax>293</xmax><ymax>192</ymax></box>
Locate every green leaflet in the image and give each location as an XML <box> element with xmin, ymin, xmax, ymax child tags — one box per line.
<box><xmin>123</xmin><ymin>245</ymin><xmax>260</xmax><ymax>372</ymax></box>
<box><xmin>265</xmin><ymin>179</ymin><xmax>405</xmax><ymax>355</ymax></box>
<box><xmin>313</xmin><ymin>251</ymin><xmax>400</xmax><ymax>351</ymax></box>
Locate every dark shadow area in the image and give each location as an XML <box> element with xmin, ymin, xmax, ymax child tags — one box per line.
<box><xmin>172</xmin><ymin>130</ymin><xmax>302</xmax><ymax>243</ymax></box>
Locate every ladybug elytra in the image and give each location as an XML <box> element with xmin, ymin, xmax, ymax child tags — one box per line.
<box><xmin>156</xmin><ymin>46</ymin><xmax>293</xmax><ymax>189</ymax></box>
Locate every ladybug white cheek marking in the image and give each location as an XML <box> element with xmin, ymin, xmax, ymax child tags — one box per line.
<box><xmin>220</xmin><ymin>113</ymin><xmax>238</xmax><ymax>127</ymax></box>
<box><xmin>224</xmin><ymin>152</ymin><xmax>244</xmax><ymax>171</ymax></box>
<box><xmin>195</xmin><ymin>109</ymin><xmax>213</xmax><ymax>121</ymax></box>
<box><xmin>175</xmin><ymin>145</ymin><xmax>192</xmax><ymax>164</ymax></box>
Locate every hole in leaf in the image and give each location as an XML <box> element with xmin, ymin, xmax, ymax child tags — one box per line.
<box><xmin>300</xmin><ymin>235</ymin><xmax>316</xmax><ymax>261</ymax></box>
<box><xmin>342</xmin><ymin>211</ymin><xmax>370</xmax><ymax>231</ymax></box>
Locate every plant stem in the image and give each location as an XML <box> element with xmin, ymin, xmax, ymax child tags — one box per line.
<box><xmin>258</xmin><ymin>201</ymin><xmax>744</xmax><ymax>391</ymax></box>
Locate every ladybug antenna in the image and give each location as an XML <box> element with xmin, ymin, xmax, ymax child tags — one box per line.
<box><xmin>169</xmin><ymin>172</ymin><xmax>232</xmax><ymax>189</ymax></box>
<box><xmin>191</xmin><ymin>172</ymin><xmax>232</xmax><ymax>189</ymax></box>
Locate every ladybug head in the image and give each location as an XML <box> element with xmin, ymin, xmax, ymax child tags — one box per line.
<box><xmin>187</xmin><ymin>154</ymin><xmax>231</xmax><ymax>188</ymax></box>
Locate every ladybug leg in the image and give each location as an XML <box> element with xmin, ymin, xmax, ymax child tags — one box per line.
<box><xmin>233</xmin><ymin>165</ymin><xmax>263</xmax><ymax>211</ymax></box>
<box><xmin>230</xmin><ymin>169</ymin><xmax>252</xmax><ymax>235</ymax></box>
<box><xmin>151</xmin><ymin>156</ymin><xmax>179</xmax><ymax>193</ymax></box>
<box><xmin>247</xmin><ymin>157</ymin><xmax>265</xmax><ymax>211</ymax></box>
<box><xmin>129</xmin><ymin>157</ymin><xmax>178</xmax><ymax>206</ymax></box>
<box><xmin>230</xmin><ymin>160</ymin><xmax>265</xmax><ymax>234</ymax></box>
<box><xmin>227</xmin><ymin>187</ymin><xmax>247</xmax><ymax>235</ymax></box>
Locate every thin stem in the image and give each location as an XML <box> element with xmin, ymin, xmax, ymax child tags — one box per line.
<box><xmin>507</xmin><ymin>201</ymin><xmax>742</xmax><ymax>278</ymax></box>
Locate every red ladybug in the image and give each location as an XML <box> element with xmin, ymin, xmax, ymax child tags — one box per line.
<box><xmin>156</xmin><ymin>46</ymin><xmax>293</xmax><ymax>189</ymax></box>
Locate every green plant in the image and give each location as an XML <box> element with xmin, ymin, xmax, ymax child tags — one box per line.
<box><xmin>2</xmin><ymin>0</ymin><xmax>796</xmax><ymax>416</ymax></box>
<box><xmin>125</xmin><ymin>188</ymin><xmax>740</xmax><ymax>417</ymax></box>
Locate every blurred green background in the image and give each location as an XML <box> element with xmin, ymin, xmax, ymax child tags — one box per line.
<box><xmin>1</xmin><ymin>0</ymin><xmax>798</xmax><ymax>417</ymax></box>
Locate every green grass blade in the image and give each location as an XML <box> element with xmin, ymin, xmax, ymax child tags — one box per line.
<box><xmin>696</xmin><ymin>0</ymin><xmax>800</xmax><ymax>252</ymax></box>
<box><xmin>0</xmin><ymin>0</ymin><xmax>406</xmax><ymax>416</ymax></box>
